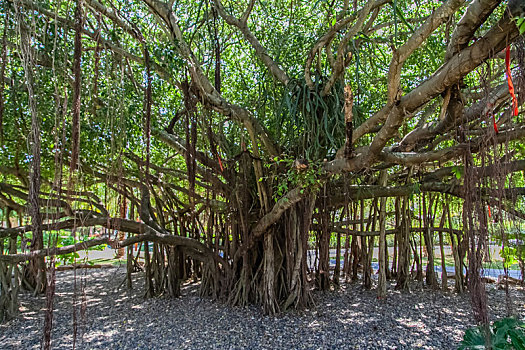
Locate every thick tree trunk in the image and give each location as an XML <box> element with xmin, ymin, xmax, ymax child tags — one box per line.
<box><xmin>423</xmin><ymin>194</ymin><xmax>438</xmax><ymax>288</ymax></box>
<box><xmin>342</xmin><ymin>218</ymin><xmax>351</xmax><ymax>281</ymax></box>
<box><xmin>126</xmin><ymin>244</ymin><xmax>133</xmax><ymax>289</ymax></box>
<box><xmin>152</xmin><ymin>242</ymin><xmax>164</xmax><ymax>293</ymax></box>
<box><xmin>423</xmin><ymin>227</ymin><xmax>438</xmax><ymax>288</ymax></box>
<box><xmin>363</xmin><ymin>199</ymin><xmax>377</xmax><ymax>289</ymax></box>
<box><xmin>317</xmin><ymin>230</ymin><xmax>330</xmax><ymax>290</ymax></box>
<box><xmin>377</xmin><ymin>172</ymin><xmax>388</xmax><ymax>298</ymax></box>
<box><xmin>116</xmin><ymin>197</ymin><xmax>127</xmax><ymax>259</ymax></box>
<box><xmin>447</xmin><ymin>202</ymin><xmax>464</xmax><ymax>293</ymax></box>
<box><xmin>363</xmin><ymin>235</ymin><xmax>374</xmax><ymax>289</ymax></box>
<box><xmin>333</xmin><ymin>230</ymin><xmax>341</xmax><ymax>286</ymax></box>
<box><xmin>280</xmin><ymin>198</ymin><xmax>314</xmax><ymax>309</ymax></box>
<box><xmin>0</xmin><ymin>208</ymin><xmax>20</xmax><ymax>322</ymax></box>
<box><xmin>438</xmin><ymin>210</ymin><xmax>448</xmax><ymax>291</ymax></box>
<box><xmin>317</xmin><ymin>197</ymin><xmax>331</xmax><ymax>290</ymax></box>
<box><xmin>126</xmin><ymin>205</ymin><xmax>135</xmax><ymax>289</ymax></box>
<box><xmin>396</xmin><ymin>198</ymin><xmax>411</xmax><ymax>291</ymax></box>
<box><xmin>167</xmin><ymin>246</ymin><xmax>181</xmax><ymax>297</ymax></box>
<box><xmin>392</xmin><ymin>230</ymin><xmax>398</xmax><ymax>278</ymax></box>
<box><xmin>143</xmin><ymin>241</ymin><xmax>154</xmax><ymax>298</ymax></box>
<box><xmin>351</xmin><ymin>233</ymin><xmax>360</xmax><ymax>281</ymax></box>
<box><xmin>384</xmin><ymin>239</ymin><xmax>391</xmax><ymax>280</ymax></box>
<box><xmin>262</xmin><ymin>232</ymin><xmax>278</xmax><ymax>314</ymax></box>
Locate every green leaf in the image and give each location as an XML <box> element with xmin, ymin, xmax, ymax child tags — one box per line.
<box><xmin>516</xmin><ymin>18</ymin><xmax>525</xmax><ymax>35</ymax></box>
<box><xmin>451</xmin><ymin>166</ymin><xmax>464</xmax><ymax>180</ymax></box>
<box><xmin>458</xmin><ymin>326</ymin><xmax>486</xmax><ymax>349</ymax></box>
<box><xmin>509</xmin><ymin>329</ymin><xmax>525</xmax><ymax>350</ymax></box>
<box><xmin>459</xmin><ymin>318</ymin><xmax>525</xmax><ymax>350</ymax></box>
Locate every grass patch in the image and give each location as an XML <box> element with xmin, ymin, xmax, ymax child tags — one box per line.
<box><xmin>87</xmin><ymin>257</ymin><xmax>126</xmax><ymax>266</ymax></box>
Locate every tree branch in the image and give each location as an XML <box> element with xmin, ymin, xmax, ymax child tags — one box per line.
<box><xmin>213</xmin><ymin>0</ymin><xmax>289</xmax><ymax>86</ymax></box>
<box><xmin>0</xmin><ymin>216</ymin><xmax>229</xmax><ymax>269</ymax></box>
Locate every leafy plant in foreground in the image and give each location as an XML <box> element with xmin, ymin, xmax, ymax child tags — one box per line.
<box><xmin>458</xmin><ymin>317</ymin><xmax>525</xmax><ymax>349</ymax></box>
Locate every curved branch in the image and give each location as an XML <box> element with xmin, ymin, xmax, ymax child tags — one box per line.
<box><xmin>386</xmin><ymin>0</ymin><xmax>466</xmax><ymax>103</ymax></box>
<box><xmin>142</xmin><ymin>0</ymin><xmax>279</xmax><ymax>157</ymax></box>
<box><xmin>213</xmin><ymin>0</ymin><xmax>289</xmax><ymax>86</ymax></box>
<box><xmin>304</xmin><ymin>0</ymin><xmax>390</xmax><ymax>89</ymax></box>
<box><xmin>0</xmin><ymin>216</ymin><xmax>229</xmax><ymax>269</ymax></box>
<box><xmin>395</xmin><ymin>83</ymin><xmax>509</xmax><ymax>152</ymax></box>
<box><xmin>233</xmin><ymin>187</ymin><xmax>309</xmax><ymax>261</ymax></box>
<box><xmin>380</xmin><ymin>126</ymin><xmax>525</xmax><ymax>165</ymax></box>
<box><xmin>445</xmin><ymin>0</ymin><xmax>501</xmax><ymax>59</ymax></box>
<box><xmin>321</xmin><ymin>0</ymin><xmax>376</xmax><ymax>96</ymax></box>
<box><xmin>423</xmin><ymin>159</ymin><xmax>525</xmax><ymax>181</ymax></box>
<box><xmin>357</xmin><ymin>13</ymin><xmax>519</xmax><ymax>166</ymax></box>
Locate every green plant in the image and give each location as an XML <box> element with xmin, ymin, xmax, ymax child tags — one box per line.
<box><xmin>458</xmin><ymin>317</ymin><xmax>525</xmax><ymax>350</ymax></box>
<box><xmin>270</xmin><ymin>156</ymin><xmax>324</xmax><ymax>201</ymax></box>
<box><xmin>43</xmin><ymin>231</ymin><xmax>106</xmax><ymax>266</ymax></box>
<box><xmin>515</xmin><ymin>18</ymin><xmax>525</xmax><ymax>35</ymax></box>
<box><xmin>495</xmin><ymin>227</ymin><xmax>525</xmax><ymax>270</ymax></box>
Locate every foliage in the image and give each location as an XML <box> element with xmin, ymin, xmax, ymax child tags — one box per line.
<box><xmin>515</xmin><ymin>18</ymin><xmax>525</xmax><ymax>35</ymax></box>
<box><xmin>458</xmin><ymin>317</ymin><xmax>525</xmax><ymax>350</ymax></box>
<box><xmin>268</xmin><ymin>156</ymin><xmax>324</xmax><ymax>200</ymax></box>
<box><xmin>276</xmin><ymin>79</ymin><xmax>346</xmax><ymax>159</ymax></box>
<box><xmin>493</xmin><ymin>227</ymin><xmax>525</xmax><ymax>269</ymax></box>
<box><xmin>43</xmin><ymin>231</ymin><xmax>105</xmax><ymax>266</ymax></box>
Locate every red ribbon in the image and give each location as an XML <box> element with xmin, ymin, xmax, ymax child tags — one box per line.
<box><xmin>506</xmin><ymin>46</ymin><xmax>519</xmax><ymax>118</ymax></box>
<box><xmin>490</xmin><ymin>110</ymin><xmax>498</xmax><ymax>134</ymax></box>
<box><xmin>217</xmin><ymin>153</ymin><xmax>224</xmax><ymax>172</ymax></box>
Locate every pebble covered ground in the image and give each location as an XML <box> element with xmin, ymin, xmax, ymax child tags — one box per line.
<box><xmin>0</xmin><ymin>267</ymin><xmax>523</xmax><ymax>349</ymax></box>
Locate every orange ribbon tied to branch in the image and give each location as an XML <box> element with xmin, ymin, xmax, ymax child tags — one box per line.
<box><xmin>505</xmin><ymin>46</ymin><xmax>519</xmax><ymax>118</ymax></box>
<box><xmin>217</xmin><ymin>152</ymin><xmax>224</xmax><ymax>172</ymax></box>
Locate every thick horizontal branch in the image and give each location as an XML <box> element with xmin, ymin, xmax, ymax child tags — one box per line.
<box><xmin>395</xmin><ymin>83</ymin><xmax>509</xmax><ymax>153</ymax></box>
<box><xmin>379</xmin><ymin>125</ymin><xmax>525</xmax><ymax>165</ymax></box>
<box><xmin>0</xmin><ymin>213</ymin><xmax>102</xmax><ymax>239</ymax></box>
<box><xmin>0</xmin><ymin>237</ymin><xmax>110</xmax><ymax>263</ymax></box>
<box><xmin>0</xmin><ymin>216</ymin><xmax>229</xmax><ymax>269</ymax></box>
<box><xmin>423</xmin><ymin>159</ymin><xmax>525</xmax><ymax>182</ymax></box>
<box><xmin>352</xmin><ymin>11</ymin><xmax>519</xmax><ymax>155</ymax></box>
<box><xmin>326</xmin><ymin>181</ymin><xmax>525</xmax><ymax>207</ymax></box>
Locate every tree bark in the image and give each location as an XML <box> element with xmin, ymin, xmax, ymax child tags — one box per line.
<box><xmin>377</xmin><ymin>171</ymin><xmax>388</xmax><ymax>298</ymax></box>
<box><xmin>423</xmin><ymin>194</ymin><xmax>438</xmax><ymax>289</ymax></box>
<box><xmin>396</xmin><ymin>197</ymin><xmax>411</xmax><ymax>291</ymax></box>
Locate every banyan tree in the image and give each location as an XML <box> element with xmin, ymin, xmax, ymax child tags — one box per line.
<box><xmin>0</xmin><ymin>0</ymin><xmax>524</xmax><ymax>332</ymax></box>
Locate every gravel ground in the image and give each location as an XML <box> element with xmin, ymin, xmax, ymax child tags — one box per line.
<box><xmin>0</xmin><ymin>267</ymin><xmax>523</xmax><ymax>350</ymax></box>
